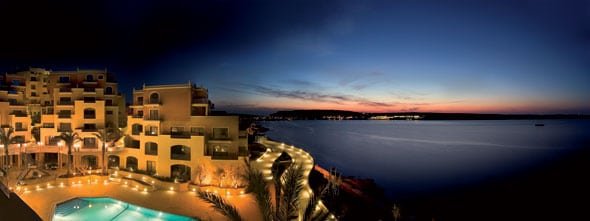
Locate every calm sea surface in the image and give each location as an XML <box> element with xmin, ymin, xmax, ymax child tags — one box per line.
<box><xmin>262</xmin><ymin>119</ymin><xmax>590</xmax><ymax>200</ymax></box>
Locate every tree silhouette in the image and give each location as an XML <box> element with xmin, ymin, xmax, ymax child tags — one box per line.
<box><xmin>58</xmin><ymin>131</ymin><xmax>81</xmax><ymax>177</ymax></box>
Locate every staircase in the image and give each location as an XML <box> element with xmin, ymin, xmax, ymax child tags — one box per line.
<box><xmin>53</xmin><ymin>198</ymin><xmax>90</xmax><ymax>217</ymax></box>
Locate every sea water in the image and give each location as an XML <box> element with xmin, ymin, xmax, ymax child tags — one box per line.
<box><xmin>262</xmin><ymin>119</ymin><xmax>590</xmax><ymax>199</ymax></box>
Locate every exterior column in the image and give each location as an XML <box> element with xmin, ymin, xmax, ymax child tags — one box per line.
<box><xmin>17</xmin><ymin>152</ymin><xmax>22</xmax><ymax>169</ymax></box>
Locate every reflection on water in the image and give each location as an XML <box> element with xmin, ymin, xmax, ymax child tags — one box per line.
<box><xmin>263</xmin><ymin>119</ymin><xmax>590</xmax><ymax>199</ymax></box>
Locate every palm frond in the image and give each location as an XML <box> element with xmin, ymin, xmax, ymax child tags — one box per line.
<box><xmin>1</xmin><ymin>127</ymin><xmax>16</xmax><ymax>168</ymax></box>
<box><xmin>198</xmin><ymin>191</ymin><xmax>243</xmax><ymax>221</ymax></box>
<box><xmin>245</xmin><ymin>168</ymin><xmax>274</xmax><ymax>221</ymax></box>
<box><xmin>281</xmin><ymin>163</ymin><xmax>306</xmax><ymax>220</ymax></box>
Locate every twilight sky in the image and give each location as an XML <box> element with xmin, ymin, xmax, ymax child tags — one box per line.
<box><xmin>1</xmin><ymin>0</ymin><xmax>589</xmax><ymax>114</ymax></box>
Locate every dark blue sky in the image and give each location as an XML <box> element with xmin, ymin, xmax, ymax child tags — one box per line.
<box><xmin>1</xmin><ymin>0</ymin><xmax>588</xmax><ymax>114</ymax></box>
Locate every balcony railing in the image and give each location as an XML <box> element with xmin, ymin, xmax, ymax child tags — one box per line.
<box><xmin>58</xmin><ymin>101</ymin><xmax>73</xmax><ymax>105</ymax></box>
<box><xmin>11</xmin><ymin>112</ymin><xmax>27</xmax><ymax>117</ymax></box>
<box><xmin>144</xmin><ymin>116</ymin><xmax>161</xmax><ymax>121</ymax></box>
<box><xmin>58</xmin><ymin>114</ymin><xmax>71</xmax><ymax>118</ymax></box>
<box><xmin>81</xmin><ymin>128</ymin><xmax>98</xmax><ymax>132</ymax></box>
<box><xmin>145</xmin><ymin>131</ymin><xmax>158</xmax><ymax>136</ymax></box>
<box><xmin>191</xmin><ymin>98</ymin><xmax>208</xmax><ymax>104</ymax></box>
<box><xmin>211</xmin><ymin>152</ymin><xmax>238</xmax><ymax>160</ymax></box>
<box><xmin>83</xmin><ymin>144</ymin><xmax>98</xmax><ymax>149</ymax></box>
<box><xmin>210</xmin><ymin>136</ymin><xmax>231</xmax><ymax>141</ymax></box>
<box><xmin>42</xmin><ymin>124</ymin><xmax>55</xmax><ymax>128</ymax></box>
<box><xmin>170</xmin><ymin>132</ymin><xmax>191</xmax><ymax>139</ymax></box>
<box><xmin>59</xmin><ymin>88</ymin><xmax>72</xmax><ymax>93</ymax></box>
<box><xmin>15</xmin><ymin>127</ymin><xmax>28</xmax><ymax>131</ymax></box>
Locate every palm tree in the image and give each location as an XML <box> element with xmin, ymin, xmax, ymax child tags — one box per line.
<box><xmin>0</xmin><ymin>127</ymin><xmax>16</xmax><ymax>170</ymax></box>
<box><xmin>199</xmin><ymin>158</ymin><xmax>312</xmax><ymax>221</ymax></box>
<box><xmin>58</xmin><ymin>131</ymin><xmax>81</xmax><ymax>177</ymax></box>
<box><xmin>93</xmin><ymin>129</ymin><xmax>108</xmax><ymax>175</ymax></box>
<box><xmin>198</xmin><ymin>191</ymin><xmax>243</xmax><ymax>221</ymax></box>
<box><xmin>93</xmin><ymin>127</ymin><xmax>123</xmax><ymax>175</ymax></box>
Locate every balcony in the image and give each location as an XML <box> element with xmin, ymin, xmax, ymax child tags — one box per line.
<box><xmin>57</xmin><ymin>128</ymin><xmax>71</xmax><ymax>132</ymax></box>
<box><xmin>83</xmin><ymin>97</ymin><xmax>96</xmax><ymax>103</ymax></box>
<box><xmin>210</xmin><ymin>135</ymin><xmax>231</xmax><ymax>141</ymax></box>
<box><xmin>170</xmin><ymin>131</ymin><xmax>191</xmax><ymax>139</ymax></box>
<box><xmin>42</xmin><ymin>109</ymin><xmax>54</xmax><ymax>115</ymax></box>
<box><xmin>131</xmin><ymin>115</ymin><xmax>143</xmax><ymax>119</ymax></box>
<box><xmin>10</xmin><ymin>111</ymin><xmax>27</xmax><ymax>117</ymax></box>
<box><xmin>145</xmin><ymin>131</ymin><xmax>158</xmax><ymax>136</ymax></box>
<box><xmin>211</xmin><ymin>152</ymin><xmax>238</xmax><ymax>160</ymax></box>
<box><xmin>42</xmin><ymin>123</ymin><xmax>55</xmax><ymax>128</ymax></box>
<box><xmin>147</xmin><ymin>98</ymin><xmax>160</xmax><ymax>105</ymax></box>
<box><xmin>80</xmin><ymin>127</ymin><xmax>98</xmax><ymax>132</ymax></box>
<box><xmin>58</xmin><ymin>114</ymin><xmax>71</xmax><ymax>119</ymax></box>
<box><xmin>15</xmin><ymin>127</ymin><xmax>28</xmax><ymax>132</ymax></box>
<box><xmin>83</xmin><ymin>87</ymin><xmax>96</xmax><ymax>93</ymax></box>
<box><xmin>191</xmin><ymin>98</ymin><xmax>208</xmax><ymax>104</ymax></box>
<box><xmin>58</xmin><ymin>101</ymin><xmax>73</xmax><ymax>106</ymax></box>
<box><xmin>83</xmin><ymin>144</ymin><xmax>98</xmax><ymax>149</ymax></box>
<box><xmin>144</xmin><ymin>116</ymin><xmax>161</xmax><ymax>121</ymax></box>
<box><xmin>58</xmin><ymin>88</ymin><xmax>72</xmax><ymax>93</ymax></box>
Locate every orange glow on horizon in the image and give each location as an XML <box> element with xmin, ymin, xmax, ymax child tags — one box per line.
<box><xmin>249</xmin><ymin>97</ymin><xmax>587</xmax><ymax>114</ymax></box>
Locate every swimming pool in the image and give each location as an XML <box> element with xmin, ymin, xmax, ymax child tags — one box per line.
<box><xmin>52</xmin><ymin>197</ymin><xmax>197</xmax><ymax>221</ymax></box>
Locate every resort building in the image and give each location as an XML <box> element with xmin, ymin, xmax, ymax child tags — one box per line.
<box><xmin>1</xmin><ymin>67</ymin><xmax>248</xmax><ymax>186</ymax></box>
<box><xmin>0</xmin><ymin>68</ymin><xmax>125</xmax><ymax>171</ymax></box>
<box><xmin>121</xmin><ymin>83</ymin><xmax>248</xmax><ymax>183</ymax></box>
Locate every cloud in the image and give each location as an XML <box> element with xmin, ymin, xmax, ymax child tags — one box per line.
<box><xmin>285</xmin><ymin>79</ymin><xmax>318</xmax><ymax>88</ymax></box>
<box><xmin>252</xmin><ymin>85</ymin><xmax>350</xmax><ymax>104</ymax></box>
<box><xmin>338</xmin><ymin>71</ymin><xmax>390</xmax><ymax>91</ymax></box>
<box><xmin>249</xmin><ymin>84</ymin><xmax>395</xmax><ymax>107</ymax></box>
<box><xmin>357</xmin><ymin>101</ymin><xmax>395</xmax><ymax>107</ymax></box>
<box><xmin>401</xmin><ymin>107</ymin><xmax>420</xmax><ymax>112</ymax></box>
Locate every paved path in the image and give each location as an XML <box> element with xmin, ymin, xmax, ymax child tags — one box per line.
<box><xmin>251</xmin><ymin>137</ymin><xmax>333</xmax><ymax>220</ymax></box>
<box><xmin>1</xmin><ymin>137</ymin><xmax>331</xmax><ymax>221</ymax></box>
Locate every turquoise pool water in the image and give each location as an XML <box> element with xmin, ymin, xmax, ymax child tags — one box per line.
<box><xmin>53</xmin><ymin>197</ymin><xmax>197</xmax><ymax>221</ymax></box>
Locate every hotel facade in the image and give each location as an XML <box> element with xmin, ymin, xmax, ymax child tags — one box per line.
<box><xmin>0</xmin><ymin>68</ymin><xmax>247</xmax><ymax>185</ymax></box>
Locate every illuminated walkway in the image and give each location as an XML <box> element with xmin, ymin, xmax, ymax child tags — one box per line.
<box><xmin>251</xmin><ymin>137</ymin><xmax>333</xmax><ymax>219</ymax></box>
<box><xmin>1</xmin><ymin>137</ymin><xmax>330</xmax><ymax>221</ymax></box>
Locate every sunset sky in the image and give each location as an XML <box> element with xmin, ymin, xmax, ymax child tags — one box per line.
<box><xmin>1</xmin><ymin>0</ymin><xmax>588</xmax><ymax>114</ymax></box>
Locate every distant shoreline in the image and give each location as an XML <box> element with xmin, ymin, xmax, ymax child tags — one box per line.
<box><xmin>247</xmin><ymin>109</ymin><xmax>590</xmax><ymax>121</ymax></box>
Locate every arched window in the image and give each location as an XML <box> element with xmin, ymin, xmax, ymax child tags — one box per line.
<box><xmin>84</xmin><ymin>108</ymin><xmax>96</xmax><ymax>119</ymax></box>
<box><xmin>108</xmin><ymin>155</ymin><xmax>120</xmax><ymax>168</ymax></box>
<box><xmin>126</xmin><ymin>156</ymin><xmax>138</xmax><ymax>171</ymax></box>
<box><xmin>170</xmin><ymin>164</ymin><xmax>191</xmax><ymax>182</ymax></box>
<box><xmin>131</xmin><ymin>124</ymin><xmax>143</xmax><ymax>135</ymax></box>
<box><xmin>81</xmin><ymin>155</ymin><xmax>97</xmax><ymax>169</ymax></box>
<box><xmin>149</xmin><ymin>92</ymin><xmax>159</xmax><ymax>104</ymax></box>
<box><xmin>105</xmin><ymin>87</ymin><xmax>113</xmax><ymax>95</ymax></box>
<box><xmin>145</xmin><ymin>142</ymin><xmax>158</xmax><ymax>155</ymax></box>
<box><xmin>86</xmin><ymin>74</ymin><xmax>94</xmax><ymax>82</ymax></box>
<box><xmin>171</xmin><ymin>145</ymin><xmax>190</xmax><ymax>161</ymax></box>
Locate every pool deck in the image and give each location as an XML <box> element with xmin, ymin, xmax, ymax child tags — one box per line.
<box><xmin>2</xmin><ymin>138</ymin><xmax>327</xmax><ymax>220</ymax></box>
<box><xmin>4</xmin><ymin>168</ymin><xmax>261</xmax><ymax>221</ymax></box>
